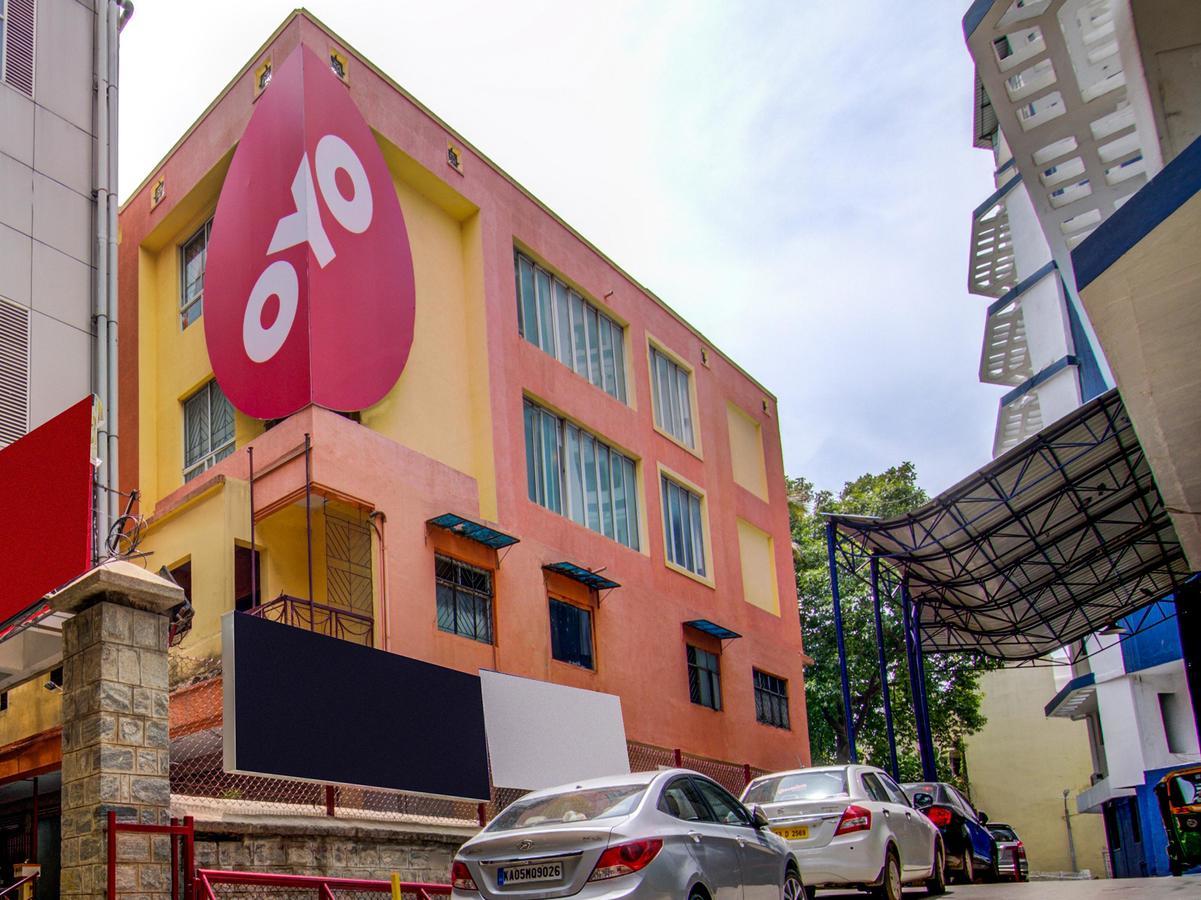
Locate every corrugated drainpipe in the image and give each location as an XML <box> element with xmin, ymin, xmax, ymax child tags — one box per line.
<box><xmin>107</xmin><ymin>2</ymin><xmax>133</xmax><ymax>529</ymax></box>
<box><xmin>92</xmin><ymin>0</ymin><xmax>111</xmax><ymax>551</ymax></box>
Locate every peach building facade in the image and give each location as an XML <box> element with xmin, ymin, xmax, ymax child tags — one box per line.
<box><xmin>114</xmin><ymin>10</ymin><xmax>810</xmax><ymax>775</ymax></box>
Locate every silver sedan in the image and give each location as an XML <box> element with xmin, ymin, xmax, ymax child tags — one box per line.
<box><xmin>451</xmin><ymin>768</ymin><xmax>805</xmax><ymax>900</ymax></box>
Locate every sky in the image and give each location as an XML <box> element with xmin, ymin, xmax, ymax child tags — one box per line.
<box><xmin>118</xmin><ymin>0</ymin><xmax>1001</xmax><ymax>499</ymax></box>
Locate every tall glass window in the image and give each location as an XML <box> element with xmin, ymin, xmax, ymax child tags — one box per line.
<box><xmin>523</xmin><ymin>399</ymin><xmax>639</xmax><ymax>550</ymax></box>
<box><xmin>435</xmin><ymin>555</ymin><xmax>494</xmax><ymax>644</ymax></box>
<box><xmin>183</xmin><ymin>380</ymin><xmax>235</xmax><ymax>482</ymax></box>
<box><xmin>649</xmin><ymin>346</ymin><xmax>695</xmax><ymax>448</ymax></box>
<box><xmin>515</xmin><ymin>252</ymin><xmax>627</xmax><ymax>402</ymax></box>
<box><xmin>661</xmin><ymin>475</ymin><xmax>706</xmax><ymax>576</ymax></box>
<box><xmin>180</xmin><ymin>220</ymin><xmax>212</xmax><ymax>329</ymax></box>
<box><xmin>687</xmin><ymin>645</ymin><xmax>721</xmax><ymax>710</ymax></box>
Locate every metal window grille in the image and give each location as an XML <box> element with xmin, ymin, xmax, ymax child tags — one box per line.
<box><xmin>183</xmin><ymin>380</ymin><xmax>235</xmax><ymax>482</ymax></box>
<box><xmin>180</xmin><ymin>220</ymin><xmax>212</xmax><ymax>328</ymax></box>
<box><xmin>686</xmin><ymin>645</ymin><xmax>721</xmax><ymax>710</ymax></box>
<box><xmin>548</xmin><ymin>597</ymin><xmax>593</xmax><ymax>669</ymax></box>
<box><xmin>753</xmin><ymin>669</ymin><xmax>790</xmax><ymax>729</ymax></box>
<box><xmin>523</xmin><ymin>398</ymin><xmax>639</xmax><ymax>550</ymax></box>
<box><xmin>514</xmin><ymin>251</ymin><xmax>627</xmax><ymax>403</ymax></box>
<box><xmin>0</xmin><ymin>298</ymin><xmax>30</xmax><ymax>447</ymax></box>
<box><xmin>434</xmin><ymin>554</ymin><xmax>493</xmax><ymax>644</ymax></box>
<box><xmin>1</xmin><ymin>0</ymin><xmax>35</xmax><ymax>97</ymax></box>
<box><xmin>661</xmin><ymin>475</ymin><xmax>706</xmax><ymax>576</ymax></box>
<box><xmin>649</xmin><ymin>346</ymin><xmax>694</xmax><ymax>448</ymax></box>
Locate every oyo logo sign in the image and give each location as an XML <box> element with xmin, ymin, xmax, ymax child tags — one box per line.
<box><xmin>204</xmin><ymin>45</ymin><xmax>416</xmax><ymax>419</ymax></box>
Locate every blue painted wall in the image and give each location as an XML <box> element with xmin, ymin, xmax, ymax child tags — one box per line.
<box><xmin>1120</xmin><ymin>600</ymin><xmax>1182</xmax><ymax>674</ymax></box>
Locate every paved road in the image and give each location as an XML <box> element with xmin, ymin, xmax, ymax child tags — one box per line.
<box><xmin>814</xmin><ymin>874</ymin><xmax>1201</xmax><ymax>898</ymax></box>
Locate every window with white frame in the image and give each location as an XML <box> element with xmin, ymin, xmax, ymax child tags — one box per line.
<box><xmin>649</xmin><ymin>345</ymin><xmax>695</xmax><ymax>448</ymax></box>
<box><xmin>523</xmin><ymin>398</ymin><xmax>639</xmax><ymax>549</ymax></box>
<box><xmin>180</xmin><ymin>220</ymin><xmax>212</xmax><ymax>329</ymax></box>
<box><xmin>183</xmin><ymin>380</ymin><xmax>235</xmax><ymax>481</ymax></box>
<box><xmin>661</xmin><ymin>474</ymin><xmax>706</xmax><ymax>576</ymax></box>
<box><xmin>515</xmin><ymin>252</ymin><xmax>627</xmax><ymax>403</ymax></box>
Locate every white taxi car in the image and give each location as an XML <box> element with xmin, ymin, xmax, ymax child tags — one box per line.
<box><xmin>741</xmin><ymin>765</ymin><xmax>945</xmax><ymax>900</ymax></box>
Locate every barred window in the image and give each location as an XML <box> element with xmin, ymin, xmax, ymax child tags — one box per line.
<box><xmin>649</xmin><ymin>346</ymin><xmax>694</xmax><ymax>448</ymax></box>
<box><xmin>754</xmin><ymin>669</ymin><xmax>790</xmax><ymax>729</ymax></box>
<box><xmin>183</xmin><ymin>380</ymin><xmax>235</xmax><ymax>482</ymax></box>
<box><xmin>180</xmin><ymin>220</ymin><xmax>212</xmax><ymax>328</ymax></box>
<box><xmin>523</xmin><ymin>398</ymin><xmax>639</xmax><ymax>550</ymax></box>
<box><xmin>435</xmin><ymin>555</ymin><xmax>493</xmax><ymax>644</ymax></box>
<box><xmin>549</xmin><ymin>598</ymin><xmax>593</xmax><ymax>670</ymax></box>
<box><xmin>661</xmin><ymin>475</ymin><xmax>706</xmax><ymax>576</ymax></box>
<box><xmin>687</xmin><ymin>645</ymin><xmax>721</xmax><ymax>711</ymax></box>
<box><xmin>515</xmin><ymin>252</ymin><xmax>627</xmax><ymax>403</ymax></box>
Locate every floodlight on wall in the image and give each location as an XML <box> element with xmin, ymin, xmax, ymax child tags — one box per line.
<box><xmin>43</xmin><ymin>666</ymin><xmax>63</xmax><ymax>692</ymax></box>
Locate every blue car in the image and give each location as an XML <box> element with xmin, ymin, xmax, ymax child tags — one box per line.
<box><xmin>903</xmin><ymin>782</ymin><xmax>997</xmax><ymax>884</ymax></box>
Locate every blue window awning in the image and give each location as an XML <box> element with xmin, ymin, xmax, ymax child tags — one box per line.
<box><xmin>427</xmin><ymin>513</ymin><xmax>519</xmax><ymax>550</ymax></box>
<box><xmin>684</xmin><ymin>619</ymin><xmax>742</xmax><ymax>641</ymax></box>
<box><xmin>543</xmin><ymin>562</ymin><xmax>620</xmax><ymax>592</ymax></box>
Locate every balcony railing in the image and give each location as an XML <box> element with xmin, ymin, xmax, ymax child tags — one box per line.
<box><xmin>246</xmin><ymin>594</ymin><xmax>373</xmax><ymax>647</ymax></box>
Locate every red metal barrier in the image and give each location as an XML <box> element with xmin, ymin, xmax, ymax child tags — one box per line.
<box><xmin>195</xmin><ymin>869</ymin><xmax>452</xmax><ymax>899</ymax></box>
<box><xmin>107</xmin><ymin>811</ymin><xmax>195</xmax><ymax>899</ymax></box>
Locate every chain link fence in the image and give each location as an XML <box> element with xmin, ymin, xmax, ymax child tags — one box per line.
<box><xmin>170</xmin><ymin>654</ymin><xmax>767</xmax><ymax>828</ymax></box>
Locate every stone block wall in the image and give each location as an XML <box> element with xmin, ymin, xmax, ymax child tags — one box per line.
<box><xmin>60</xmin><ymin>601</ymin><xmax>172</xmax><ymax>898</ymax></box>
<box><xmin>192</xmin><ymin>821</ymin><xmax>467</xmax><ymax>883</ymax></box>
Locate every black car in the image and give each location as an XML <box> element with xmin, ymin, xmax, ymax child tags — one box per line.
<box><xmin>903</xmin><ymin>782</ymin><xmax>997</xmax><ymax>884</ymax></box>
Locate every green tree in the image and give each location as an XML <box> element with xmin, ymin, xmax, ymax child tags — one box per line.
<box><xmin>790</xmin><ymin>462</ymin><xmax>999</xmax><ymax>783</ymax></box>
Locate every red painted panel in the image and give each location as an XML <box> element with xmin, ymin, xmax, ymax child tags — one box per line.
<box><xmin>0</xmin><ymin>397</ymin><xmax>95</xmax><ymax>623</ymax></box>
<box><xmin>204</xmin><ymin>45</ymin><xmax>416</xmax><ymax>419</ymax></box>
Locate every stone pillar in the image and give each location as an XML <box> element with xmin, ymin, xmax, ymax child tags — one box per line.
<box><xmin>52</xmin><ymin>562</ymin><xmax>184</xmax><ymax>900</ymax></box>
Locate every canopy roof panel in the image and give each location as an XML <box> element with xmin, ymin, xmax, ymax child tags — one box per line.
<box><xmin>830</xmin><ymin>389</ymin><xmax>1191</xmax><ymax>660</ymax></box>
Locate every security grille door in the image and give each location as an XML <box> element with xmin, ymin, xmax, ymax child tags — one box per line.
<box><xmin>326</xmin><ymin>505</ymin><xmax>372</xmax><ymax>612</ymax></box>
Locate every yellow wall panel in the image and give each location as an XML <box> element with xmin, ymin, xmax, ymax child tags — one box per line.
<box><xmin>737</xmin><ymin>518</ymin><xmax>779</xmax><ymax>616</ymax></box>
<box><xmin>727</xmin><ymin>403</ymin><xmax>768</xmax><ymax>500</ymax></box>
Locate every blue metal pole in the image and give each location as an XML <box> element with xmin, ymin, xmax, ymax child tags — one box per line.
<box><xmin>906</xmin><ymin>585</ymin><xmax>938</xmax><ymax>780</ymax></box>
<box><xmin>871</xmin><ymin>557</ymin><xmax>899</xmax><ymax>781</ymax></box>
<box><xmin>825</xmin><ymin>520</ymin><xmax>857</xmax><ymax>764</ymax></box>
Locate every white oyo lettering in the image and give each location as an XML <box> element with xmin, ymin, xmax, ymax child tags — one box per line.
<box><xmin>268</xmin><ymin>153</ymin><xmax>336</xmax><ymax>268</ymax></box>
<box><xmin>243</xmin><ymin>260</ymin><xmax>299</xmax><ymax>363</ymax></box>
<box><xmin>245</xmin><ymin>135</ymin><xmax>375</xmax><ymax>364</ymax></box>
<box><xmin>315</xmin><ymin>134</ymin><xmax>373</xmax><ymax>234</ymax></box>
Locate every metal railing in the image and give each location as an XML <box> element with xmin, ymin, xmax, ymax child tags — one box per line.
<box><xmin>246</xmin><ymin>594</ymin><xmax>373</xmax><ymax>646</ymax></box>
<box><xmin>0</xmin><ymin>874</ymin><xmax>38</xmax><ymax>898</ymax></box>
<box><xmin>196</xmin><ymin>869</ymin><xmax>452</xmax><ymax>900</ymax></box>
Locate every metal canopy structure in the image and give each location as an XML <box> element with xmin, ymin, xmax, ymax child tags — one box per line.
<box><xmin>829</xmin><ymin>388</ymin><xmax>1191</xmax><ymax>662</ymax></box>
<box><xmin>427</xmin><ymin>513</ymin><xmax>520</xmax><ymax>550</ymax></box>
<box><xmin>683</xmin><ymin>619</ymin><xmax>742</xmax><ymax>641</ymax></box>
<box><xmin>543</xmin><ymin>562</ymin><xmax>621</xmax><ymax>593</ymax></box>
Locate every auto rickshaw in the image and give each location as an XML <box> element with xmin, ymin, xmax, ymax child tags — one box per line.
<box><xmin>1154</xmin><ymin>764</ymin><xmax>1201</xmax><ymax>876</ymax></box>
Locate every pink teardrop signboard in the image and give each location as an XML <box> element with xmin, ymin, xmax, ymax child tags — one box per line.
<box><xmin>204</xmin><ymin>45</ymin><xmax>416</xmax><ymax>419</ymax></box>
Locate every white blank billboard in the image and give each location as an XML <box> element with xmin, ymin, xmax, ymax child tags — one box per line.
<box><xmin>480</xmin><ymin>670</ymin><xmax>630</xmax><ymax>790</ymax></box>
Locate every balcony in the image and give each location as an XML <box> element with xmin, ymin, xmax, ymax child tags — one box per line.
<box><xmin>965</xmin><ymin>0</ymin><xmax>1159</xmax><ymax>274</ymax></box>
<box><xmin>969</xmin><ymin>177</ymin><xmax>1021</xmax><ymax>296</ymax></box>
<box><xmin>247</xmin><ymin>595</ymin><xmax>373</xmax><ymax>647</ymax></box>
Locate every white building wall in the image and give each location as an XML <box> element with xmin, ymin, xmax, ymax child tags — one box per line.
<box><xmin>0</xmin><ymin>0</ymin><xmax>97</xmax><ymax>440</ymax></box>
